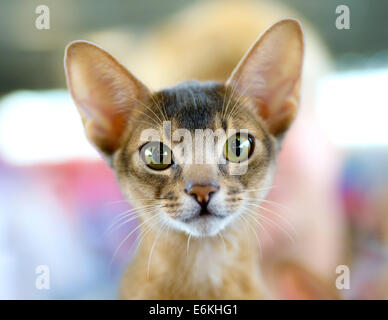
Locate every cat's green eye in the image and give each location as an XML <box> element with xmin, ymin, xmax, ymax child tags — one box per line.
<box><xmin>223</xmin><ymin>134</ymin><xmax>254</xmax><ymax>163</ymax></box>
<box><xmin>141</xmin><ymin>142</ymin><xmax>173</xmax><ymax>170</ymax></box>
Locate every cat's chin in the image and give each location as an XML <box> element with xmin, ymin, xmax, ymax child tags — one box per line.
<box><xmin>164</xmin><ymin>213</ymin><xmax>235</xmax><ymax>238</ymax></box>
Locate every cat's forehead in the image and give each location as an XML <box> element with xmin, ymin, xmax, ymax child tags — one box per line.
<box><xmin>155</xmin><ymin>81</ymin><xmax>225</xmax><ymax>130</ymax></box>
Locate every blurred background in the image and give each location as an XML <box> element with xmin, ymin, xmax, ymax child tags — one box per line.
<box><xmin>0</xmin><ymin>0</ymin><xmax>387</xmax><ymax>299</ymax></box>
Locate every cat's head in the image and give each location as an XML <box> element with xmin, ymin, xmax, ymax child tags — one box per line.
<box><xmin>64</xmin><ymin>19</ymin><xmax>304</xmax><ymax>237</ymax></box>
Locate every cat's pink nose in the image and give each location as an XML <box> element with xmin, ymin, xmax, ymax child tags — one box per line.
<box><xmin>185</xmin><ymin>183</ymin><xmax>219</xmax><ymax>206</ymax></box>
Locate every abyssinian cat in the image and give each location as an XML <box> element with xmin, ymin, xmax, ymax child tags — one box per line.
<box><xmin>87</xmin><ymin>0</ymin><xmax>344</xmax><ymax>289</ymax></box>
<box><xmin>64</xmin><ymin>19</ymin><xmax>324</xmax><ymax>299</ymax></box>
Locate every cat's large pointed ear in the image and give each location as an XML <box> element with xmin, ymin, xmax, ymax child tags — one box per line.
<box><xmin>226</xmin><ymin>19</ymin><xmax>304</xmax><ymax>137</ymax></box>
<box><xmin>64</xmin><ymin>41</ymin><xmax>151</xmax><ymax>155</ymax></box>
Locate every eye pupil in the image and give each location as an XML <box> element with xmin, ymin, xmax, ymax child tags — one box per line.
<box><xmin>235</xmin><ymin>137</ymin><xmax>241</xmax><ymax>157</ymax></box>
<box><xmin>141</xmin><ymin>142</ymin><xmax>173</xmax><ymax>170</ymax></box>
<box><xmin>223</xmin><ymin>134</ymin><xmax>254</xmax><ymax>163</ymax></box>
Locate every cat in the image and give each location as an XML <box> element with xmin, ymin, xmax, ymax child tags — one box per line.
<box><xmin>86</xmin><ymin>0</ymin><xmax>345</xmax><ymax>286</ymax></box>
<box><xmin>64</xmin><ymin>19</ymin><xmax>306</xmax><ymax>299</ymax></box>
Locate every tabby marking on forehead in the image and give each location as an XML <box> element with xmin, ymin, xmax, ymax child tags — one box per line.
<box><xmin>156</xmin><ymin>81</ymin><xmax>225</xmax><ymax>130</ymax></box>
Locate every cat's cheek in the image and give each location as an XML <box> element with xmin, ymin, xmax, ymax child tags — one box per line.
<box><xmin>175</xmin><ymin>196</ymin><xmax>199</xmax><ymax>221</ymax></box>
<box><xmin>206</xmin><ymin>190</ymin><xmax>228</xmax><ymax>215</ymax></box>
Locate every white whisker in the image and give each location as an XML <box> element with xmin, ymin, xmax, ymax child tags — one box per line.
<box><xmin>246</xmin><ymin>206</ymin><xmax>295</xmax><ymax>244</ymax></box>
<box><xmin>243</xmin><ymin>211</ymin><xmax>273</xmax><ymax>243</ymax></box>
<box><xmin>106</xmin><ymin>204</ymin><xmax>162</xmax><ymax>233</ymax></box>
<box><xmin>147</xmin><ymin>222</ymin><xmax>168</xmax><ymax>278</ymax></box>
<box><xmin>186</xmin><ymin>233</ymin><xmax>192</xmax><ymax>257</ymax></box>
<box><xmin>239</xmin><ymin>214</ymin><xmax>262</xmax><ymax>259</ymax></box>
<box><xmin>246</xmin><ymin>202</ymin><xmax>297</xmax><ymax>237</ymax></box>
<box><xmin>110</xmin><ymin>212</ymin><xmax>163</xmax><ymax>267</ymax></box>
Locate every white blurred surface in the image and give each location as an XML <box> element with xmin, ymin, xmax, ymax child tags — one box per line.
<box><xmin>316</xmin><ymin>69</ymin><xmax>388</xmax><ymax>148</ymax></box>
<box><xmin>0</xmin><ymin>90</ymin><xmax>99</xmax><ymax>165</ymax></box>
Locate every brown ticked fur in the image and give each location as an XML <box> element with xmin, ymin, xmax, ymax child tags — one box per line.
<box><xmin>120</xmin><ymin>223</ymin><xmax>266</xmax><ymax>299</ymax></box>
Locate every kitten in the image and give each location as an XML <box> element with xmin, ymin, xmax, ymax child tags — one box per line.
<box><xmin>65</xmin><ymin>19</ymin><xmax>304</xmax><ymax>299</ymax></box>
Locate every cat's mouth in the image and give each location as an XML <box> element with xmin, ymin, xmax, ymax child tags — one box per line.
<box><xmin>181</xmin><ymin>209</ymin><xmax>225</xmax><ymax>223</ymax></box>
<box><xmin>175</xmin><ymin>206</ymin><xmax>232</xmax><ymax>237</ymax></box>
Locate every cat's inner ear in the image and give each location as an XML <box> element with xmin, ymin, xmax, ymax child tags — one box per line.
<box><xmin>64</xmin><ymin>41</ymin><xmax>151</xmax><ymax>155</ymax></box>
<box><xmin>226</xmin><ymin>19</ymin><xmax>304</xmax><ymax>137</ymax></box>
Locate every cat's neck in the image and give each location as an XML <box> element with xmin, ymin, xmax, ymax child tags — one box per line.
<box><xmin>120</xmin><ymin>219</ymin><xmax>268</xmax><ymax>299</ymax></box>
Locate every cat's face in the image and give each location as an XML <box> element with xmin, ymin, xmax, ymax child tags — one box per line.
<box><xmin>114</xmin><ymin>81</ymin><xmax>277</xmax><ymax>236</ymax></box>
<box><xmin>64</xmin><ymin>19</ymin><xmax>304</xmax><ymax>237</ymax></box>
